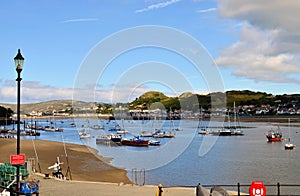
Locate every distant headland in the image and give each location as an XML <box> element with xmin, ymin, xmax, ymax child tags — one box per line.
<box><xmin>1</xmin><ymin>90</ymin><xmax>300</xmax><ymax>124</ymax></box>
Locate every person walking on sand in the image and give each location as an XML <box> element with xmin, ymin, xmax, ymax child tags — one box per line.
<box><xmin>156</xmin><ymin>184</ymin><xmax>163</xmax><ymax>196</ymax></box>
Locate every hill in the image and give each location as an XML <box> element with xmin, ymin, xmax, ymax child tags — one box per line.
<box><xmin>1</xmin><ymin>90</ymin><xmax>300</xmax><ymax>116</ymax></box>
<box><xmin>0</xmin><ymin>100</ymin><xmax>98</xmax><ymax>115</ymax></box>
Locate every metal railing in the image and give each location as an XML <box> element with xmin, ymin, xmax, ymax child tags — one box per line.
<box><xmin>131</xmin><ymin>168</ymin><xmax>146</xmax><ymax>186</ymax></box>
<box><xmin>194</xmin><ymin>182</ymin><xmax>300</xmax><ymax>196</ymax></box>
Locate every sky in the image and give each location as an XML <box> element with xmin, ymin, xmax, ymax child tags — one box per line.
<box><xmin>1</xmin><ymin>0</ymin><xmax>300</xmax><ymax>104</ymax></box>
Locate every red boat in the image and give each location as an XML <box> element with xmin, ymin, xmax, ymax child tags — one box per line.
<box><xmin>265</xmin><ymin>129</ymin><xmax>283</xmax><ymax>142</ymax></box>
<box><xmin>121</xmin><ymin>137</ymin><xmax>149</xmax><ymax>147</ymax></box>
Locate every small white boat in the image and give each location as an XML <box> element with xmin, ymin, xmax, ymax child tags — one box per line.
<box><xmin>153</xmin><ymin>131</ymin><xmax>175</xmax><ymax>138</ymax></box>
<box><xmin>96</xmin><ymin>134</ymin><xmax>111</xmax><ymax>144</ymax></box>
<box><xmin>198</xmin><ymin>129</ymin><xmax>210</xmax><ymax>135</ymax></box>
<box><xmin>285</xmin><ymin>142</ymin><xmax>295</xmax><ymax>150</ymax></box>
<box><xmin>91</xmin><ymin>125</ymin><xmax>104</xmax><ymax>130</ymax></box>
<box><xmin>116</xmin><ymin>129</ymin><xmax>129</xmax><ymax>134</ymax></box>
<box><xmin>140</xmin><ymin>131</ymin><xmax>153</xmax><ymax>137</ymax></box>
<box><xmin>285</xmin><ymin>118</ymin><xmax>295</xmax><ymax>150</ymax></box>
<box><xmin>79</xmin><ymin>131</ymin><xmax>91</xmax><ymax>139</ymax></box>
<box><xmin>149</xmin><ymin>140</ymin><xmax>161</xmax><ymax>146</ymax></box>
<box><xmin>44</xmin><ymin>126</ymin><xmax>63</xmax><ymax>132</ymax></box>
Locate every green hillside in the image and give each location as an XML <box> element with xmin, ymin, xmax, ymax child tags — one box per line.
<box><xmin>1</xmin><ymin>90</ymin><xmax>300</xmax><ymax>115</ymax></box>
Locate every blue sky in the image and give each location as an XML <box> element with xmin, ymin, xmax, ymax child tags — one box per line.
<box><xmin>1</xmin><ymin>0</ymin><xmax>300</xmax><ymax>103</ymax></box>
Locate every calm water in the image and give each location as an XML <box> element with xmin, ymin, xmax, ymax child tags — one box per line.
<box><xmin>8</xmin><ymin>118</ymin><xmax>300</xmax><ymax>194</ymax></box>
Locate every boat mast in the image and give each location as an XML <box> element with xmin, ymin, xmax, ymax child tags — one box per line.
<box><xmin>288</xmin><ymin>118</ymin><xmax>291</xmax><ymax>144</ymax></box>
<box><xmin>234</xmin><ymin>101</ymin><xmax>237</xmax><ymax>129</ymax></box>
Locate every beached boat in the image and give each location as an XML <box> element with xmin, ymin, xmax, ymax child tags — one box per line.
<box><xmin>121</xmin><ymin>137</ymin><xmax>149</xmax><ymax>146</ymax></box>
<box><xmin>265</xmin><ymin>128</ymin><xmax>283</xmax><ymax>142</ymax></box>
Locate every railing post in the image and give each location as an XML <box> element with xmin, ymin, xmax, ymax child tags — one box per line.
<box><xmin>277</xmin><ymin>182</ymin><xmax>280</xmax><ymax>196</ymax></box>
<box><xmin>143</xmin><ymin>168</ymin><xmax>146</xmax><ymax>186</ymax></box>
<box><xmin>131</xmin><ymin>168</ymin><xmax>136</xmax><ymax>186</ymax></box>
<box><xmin>237</xmin><ymin>182</ymin><xmax>240</xmax><ymax>196</ymax></box>
<box><xmin>139</xmin><ymin>169</ymin><xmax>142</xmax><ymax>186</ymax></box>
<box><xmin>196</xmin><ymin>183</ymin><xmax>201</xmax><ymax>196</ymax></box>
<box><xmin>135</xmin><ymin>168</ymin><xmax>137</xmax><ymax>185</ymax></box>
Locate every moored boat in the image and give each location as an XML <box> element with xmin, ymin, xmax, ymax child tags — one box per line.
<box><xmin>211</xmin><ymin>129</ymin><xmax>232</xmax><ymax>136</ymax></box>
<box><xmin>140</xmin><ymin>131</ymin><xmax>154</xmax><ymax>137</ymax></box>
<box><xmin>96</xmin><ymin>134</ymin><xmax>111</xmax><ymax>144</ymax></box>
<box><xmin>153</xmin><ymin>130</ymin><xmax>175</xmax><ymax>138</ymax></box>
<box><xmin>109</xmin><ymin>134</ymin><xmax>122</xmax><ymax>143</ymax></box>
<box><xmin>121</xmin><ymin>137</ymin><xmax>149</xmax><ymax>146</ymax></box>
<box><xmin>149</xmin><ymin>140</ymin><xmax>161</xmax><ymax>146</ymax></box>
<box><xmin>265</xmin><ymin>128</ymin><xmax>283</xmax><ymax>142</ymax></box>
<box><xmin>79</xmin><ymin>131</ymin><xmax>91</xmax><ymax>139</ymax></box>
<box><xmin>198</xmin><ymin>128</ymin><xmax>211</xmax><ymax>135</ymax></box>
<box><xmin>91</xmin><ymin>125</ymin><xmax>104</xmax><ymax>130</ymax></box>
<box><xmin>44</xmin><ymin>126</ymin><xmax>63</xmax><ymax>132</ymax></box>
<box><xmin>285</xmin><ymin>119</ymin><xmax>295</xmax><ymax>150</ymax></box>
<box><xmin>284</xmin><ymin>140</ymin><xmax>295</xmax><ymax>150</ymax></box>
<box><xmin>116</xmin><ymin>129</ymin><xmax>129</xmax><ymax>134</ymax></box>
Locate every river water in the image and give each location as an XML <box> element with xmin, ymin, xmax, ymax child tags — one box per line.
<box><xmin>10</xmin><ymin>118</ymin><xmax>300</xmax><ymax>194</ymax></box>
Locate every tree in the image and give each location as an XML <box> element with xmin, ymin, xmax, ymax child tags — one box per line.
<box><xmin>0</xmin><ymin>106</ymin><xmax>14</xmax><ymax>118</ymax></box>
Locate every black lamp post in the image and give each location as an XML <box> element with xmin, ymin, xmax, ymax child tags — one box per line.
<box><xmin>14</xmin><ymin>49</ymin><xmax>24</xmax><ymax>196</ymax></box>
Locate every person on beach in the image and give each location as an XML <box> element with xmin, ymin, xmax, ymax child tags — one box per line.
<box><xmin>156</xmin><ymin>184</ymin><xmax>163</xmax><ymax>196</ymax></box>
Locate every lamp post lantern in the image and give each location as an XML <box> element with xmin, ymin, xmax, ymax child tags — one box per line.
<box><xmin>14</xmin><ymin>49</ymin><xmax>24</xmax><ymax>196</ymax></box>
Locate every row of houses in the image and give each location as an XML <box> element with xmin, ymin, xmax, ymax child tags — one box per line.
<box><xmin>24</xmin><ymin>103</ymin><xmax>300</xmax><ymax>118</ymax></box>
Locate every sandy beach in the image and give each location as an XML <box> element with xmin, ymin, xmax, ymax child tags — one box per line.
<box><xmin>0</xmin><ymin>139</ymin><xmax>130</xmax><ymax>184</ymax></box>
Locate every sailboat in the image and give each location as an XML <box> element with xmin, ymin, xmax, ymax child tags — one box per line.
<box><xmin>285</xmin><ymin>118</ymin><xmax>295</xmax><ymax>150</ymax></box>
<box><xmin>79</xmin><ymin>120</ymin><xmax>91</xmax><ymax>139</ymax></box>
<box><xmin>211</xmin><ymin>102</ymin><xmax>244</xmax><ymax>136</ymax></box>
<box><xmin>116</xmin><ymin>119</ymin><xmax>129</xmax><ymax>134</ymax></box>
<box><xmin>44</xmin><ymin>113</ymin><xmax>63</xmax><ymax>132</ymax></box>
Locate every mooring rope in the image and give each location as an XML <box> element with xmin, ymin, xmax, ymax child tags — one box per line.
<box><xmin>60</xmin><ymin>130</ymin><xmax>72</xmax><ymax>180</ymax></box>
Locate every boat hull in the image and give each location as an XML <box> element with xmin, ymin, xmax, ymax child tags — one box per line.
<box><xmin>121</xmin><ymin>139</ymin><xmax>149</xmax><ymax>147</ymax></box>
<box><xmin>285</xmin><ymin>146</ymin><xmax>294</xmax><ymax>150</ymax></box>
<box><xmin>267</xmin><ymin>137</ymin><xmax>283</xmax><ymax>142</ymax></box>
<box><xmin>285</xmin><ymin>143</ymin><xmax>295</xmax><ymax>150</ymax></box>
<box><xmin>265</xmin><ymin>129</ymin><xmax>283</xmax><ymax>142</ymax></box>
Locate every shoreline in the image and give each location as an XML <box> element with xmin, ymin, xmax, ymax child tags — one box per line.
<box><xmin>14</xmin><ymin>114</ymin><xmax>300</xmax><ymax>124</ymax></box>
<box><xmin>0</xmin><ymin>138</ymin><xmax>131</xmax><ymax>184</ymax></box>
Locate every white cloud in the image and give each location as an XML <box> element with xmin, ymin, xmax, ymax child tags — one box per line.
<box><xmin>60</xmin><ymin>18</ymin><xmax>99</xmax><ymax>23</ymax></box>
<box><xmin>0</xmin><ymin>80</ymin><xmax>155</xmax><ymax>103</ymax></box>
<box><xmin>135</xmin><ymin>0</ymin><xmax>181</xmax><ymax>13</ymax></box>
<box><xmin>216</xmin><ymin>1</ymin><xmax>300</xmax><ymax>84</ymax></box>
<box><xmin>197</xmin><ymin>8</ymin><xmax>216</xmax><ymax>13</ymax></box>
